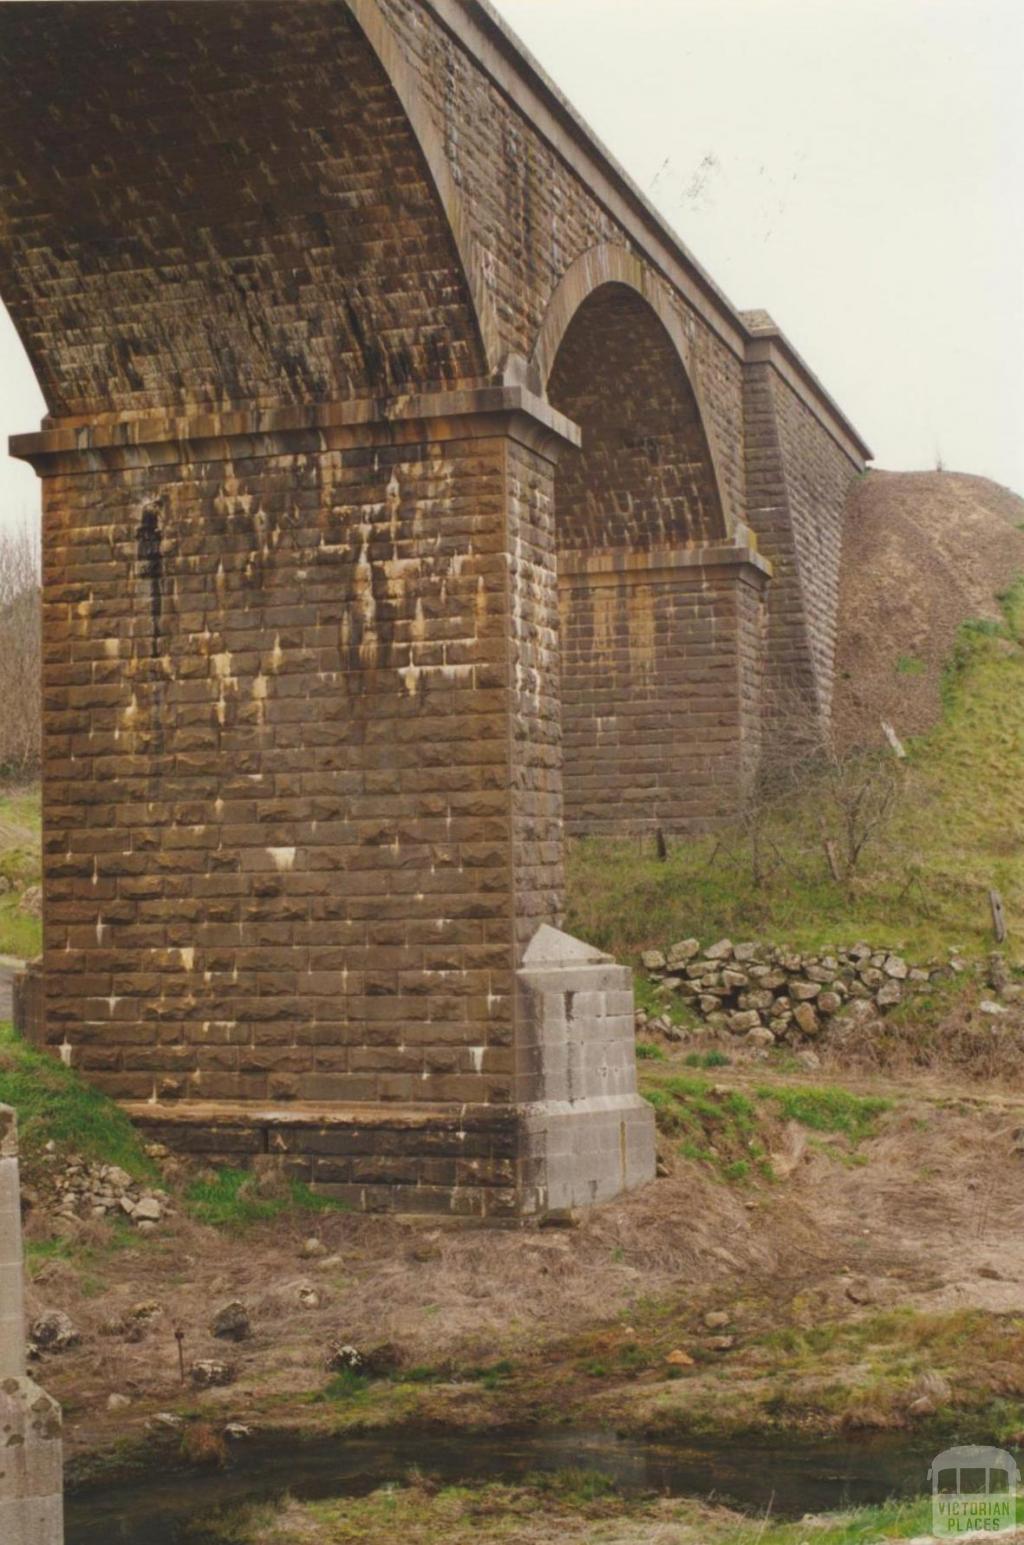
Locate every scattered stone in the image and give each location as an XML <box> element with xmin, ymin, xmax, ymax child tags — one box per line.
<box><xmin>875</xmin><ymin>980</ymin><xmax>903</xmax><ymax>1008</ymax></box>
<box><xmin>795</xmin><ymin>1050</ymin><xmax>821</xmax><ymax>1071</ymax></box>
<box><xmin>817</xmin><ymin>991</ymin><xmax>842</xmax><ymax>1015</ymax></box>
<box><xmin>190</xmin><ymin>1359</ymin><xmax>236</xmax><ymax>1388</ymax></box>
<box><xmin>106</xmin><ymin>1393</ymin><xmax>131</xmax><ymax>1412</ymax></box>
<box><xmin>706</xmin><ymin>1335</ymin><xmax>735</xmax><ymax>1351</ymax></box>
<box><xmin>793</xmin><ymin>1003</ymin><xmax>820</xmax><ymax>1036</ymax></box>
<box><xmin>361</xmin><ymin>1342</ymin><xmax>402</xmax><ymax>1377</ymax></box>
<box><xmin>211</xmin><ymin>1301</ymin><xmax>251</xmax><ymax>1342</ymax></box>
<box><xmin>149</xmin><ymin>1412</ymin><xmax>184</xmax><ymax>1431</ymax></box>
<box><xmin>703</xmin><ymin>1310</ymin><xmax>730</xmax><ymax>1329</ymax></box>
<box><xmin>666</xmin><ymin>1348</ymin><xmax>694</xmax><ymax>1368</ymax></box>
<box><xmin>30</xmin><ymin>1310</ymin><xmax>80</xmax><ymax>1353</ymax></box>
<box><xmin>224</xmin><ymin>1422</ymin><xmax>253</xmax><ymax>1441</ymax></box>
<box><xmin>746</xmin><ymin>1026</ymin><xmax>774</xmax><ymax>1047</ymax></box>
<box><xmin>790</xmin><ymin>981</ymin><xmax>821</xmax><ymax>1002</ymax></box>
<box><xmin>704</xmin><ymin>939</ymin><xmax>734</xmax><ymax>960</ymax></box>
<box><xmin>732</xmin><ymin>942</ymin><xmax>759</xmax><ymax>962</ymax></box>
<box><xmin>641</xmin><ymin>950</ymin><xmax>667</xmax><ymax>971</ymax></box>
<box><xmin>980</xmin><ymin>1000</ymin><xmax>1008</xmax><ymax>1017</ymax></box>
<box><xmin>883</xmin><ymin>955</ymin><xmax>908</xmax><ymax>980</ymax></box>
<box><xmin>133</xmin><ymin>1196</ymin><xmax>163</xmax><ymax>1223</ymax></box>
<box><xmin>728</xmin><ymin>1009</ymin><xmax>761</xmax><ymax>1034</ymax></box>
<box><xmin>297</xmin><ymin>1285</ymin><xmax>321</xmax><ymax>1309</ymax></box>
<box><xmin>668</xmin><ymin>939</ymin><xmax>701</xmax><ymax>962</ymax></box>
<box><xmin>844</xmin><ymin>1277</ymin><xmax>877</xmax><ymax>1305</ymax></box>
<box><xmin>327</xmin><ymin>1342</ymin><xmax>363</xmax><ymax>1373</ymax></box>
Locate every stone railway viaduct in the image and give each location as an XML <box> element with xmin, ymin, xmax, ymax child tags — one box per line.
<box><xmin>0</xmin><ymin>0</ymin><xmax>870</xmax><ymax>1217</ymax></box>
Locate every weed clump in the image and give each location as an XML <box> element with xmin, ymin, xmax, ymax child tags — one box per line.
<box><xmin>0</xmin><ymin>1024</ymin><xmax>153</xmax><ymax>1176</ymax></box>
<box><xmin>185</xmin><ymin>1168</ymin><xmax>349</xmax><ymax>1230</ymax></box>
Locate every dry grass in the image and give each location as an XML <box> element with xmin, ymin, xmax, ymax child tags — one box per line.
<box><xmin>25</xmin><ymin>1061</ymin><xmax>1024</xmax><ymax>1462</ymax></box>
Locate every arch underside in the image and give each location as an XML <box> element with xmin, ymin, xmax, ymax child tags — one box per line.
<box><xmin>545</xmin><ymin>281</ymin><xmax>745</xmax><ymax>835</ymax></box>
<box><xmin>0</xmin><ymin>0</ymin><xmax>487</xmax><ymax>420</ymax></box>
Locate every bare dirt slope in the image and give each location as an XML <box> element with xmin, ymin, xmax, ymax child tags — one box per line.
<box><xmin>30</xmin><ymin>1065</ymin><xmax>1024</xmax><ymax>1463</ymax></box>
<box><xmin>833</xmin><ymin>470</ymin><xmax>1024</xmax><ymax>748</ymax></box>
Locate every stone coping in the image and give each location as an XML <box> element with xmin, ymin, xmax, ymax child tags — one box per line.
<box><xmin>558</xmin><ymin>541</ymin><xmax>773</xmax><ymax>587</ymax></box>
<box><xmin>122</xmin><ymin>1099</ymin><xmax>517</xmax><ymax>1131</ymax></box>
<box><xmin>10</xmin><ymin>383</ymin><xmax>582</xmax><ymax>475</ymax></box>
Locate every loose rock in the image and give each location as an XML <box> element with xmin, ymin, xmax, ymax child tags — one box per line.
<box><xmin>211</xmin><ymin>1301</ymin><xmax>251</xmax><ymax>1342</ymax></box>
<box><xmin>190</xmin><ymin>1359</ymin><xmax>236</xmax><ymax>1388</ymax></box>
<box><xmin>30</xmin><ymin>1310</ymin><xmax>80</xmax><ymax>1353</ymax></box>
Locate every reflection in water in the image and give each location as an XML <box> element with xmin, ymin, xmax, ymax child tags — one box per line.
<box><xmin>66</xmin><ymin>1427</ymin><xmax>937</xmax><ymax>1545</ymax></box>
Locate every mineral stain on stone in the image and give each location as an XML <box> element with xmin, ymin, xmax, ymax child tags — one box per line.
<box><xmin>135</xmin><ymin>499</ymin><xmax>164</xmax><ymax>656</ymax></box>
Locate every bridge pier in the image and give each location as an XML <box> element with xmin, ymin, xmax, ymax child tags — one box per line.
<box><xmin>0</xmin><ymin>1107</ymin><xmax>64</xmax><ymax>1544</ymax></box>
<box><xmin>14</xmin><ymin>386</ymin><xmax>659</xmax><ymax>1217</ymax></box>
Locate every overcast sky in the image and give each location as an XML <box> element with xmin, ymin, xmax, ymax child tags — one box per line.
<box><xmin>0</xmin><ymin>0</ymin><xmax>1021</xmax><ymax>534</ymax></box>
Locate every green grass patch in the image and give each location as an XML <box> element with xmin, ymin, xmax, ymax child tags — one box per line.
<box><xmin>0</xmin><ymin>1023</ymin><xmax>154</xmax><ymax>1176</ymax></box>
<box><xmin>642</xmin><ymin>1076</ymin><xmax>891</xmax><ymax>1183</ymax></box>
<box><xmin>684</xmin><ymin>1049</ymin><xmax>731</xmax><ymax>1069</ymax></box>
<box><xmin>312</xmin><ymin>1367</ymin><xmax>370</xmax><ymax>1403</ymax></box>
<box><xmin>895</xmin><ymin>654</ymin><xmax>925</xmax><ymax>676</ymax></box>
<box><xmin>184</xmin><ymin>1167</ymin><xmax>350</xmax><ymax>1230</ymax></box>
<box><xmin>463</xmin><ymin>1358</ymin><xmax>515</xmax><ymax>1390</ymax></box>
<box><xmin>0</xmin><ymin>898</ymin><xmax>41</xmax><ymax>959</ymax></box>
<box><xmin>0</xmin><ymin>780</ymin><xmax>42</xmax><ymax>958</ymax></box>
<box><xmin>635</xmin><ymin>1040</ymin><xmax>666</xmax><ymax>1061</ymax></box>
<box><xmin>567</xmin><ymin>573</ymin><xmax>1024</xmax><ymax>969</ymax></box>
<box><xmin>642</xmin><ymin>1074</ymin><xmax>771</xmax><ymax>1183</ymax></box>
<box><xmin>187</xmin><ymin>1481</ymin><xmax>947</xmax><ymax>1545</ymax></box>
<box><xmin>756</xmin><ymin>1084</ymin><xmax>890</xmax><ymax>1141</ymax></box>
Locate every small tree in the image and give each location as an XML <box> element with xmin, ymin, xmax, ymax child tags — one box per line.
<box><xmin>0</xmin><ymin>518</ymin><xmax>41</xmax><ymax>775</ymax></box>
<box><xmin>726</xmin><ymin>680</ymin><xmax>905</xmax><ymax>892</ymax></box>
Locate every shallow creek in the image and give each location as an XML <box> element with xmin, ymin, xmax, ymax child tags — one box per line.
<box><xmin>64</xmin><ymin>1425</ymin><xmax>943</xmax><ymax>1543</ymax></box>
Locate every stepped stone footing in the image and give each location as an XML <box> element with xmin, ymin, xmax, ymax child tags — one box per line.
<box><xmin>124</xmin><ymin>1092</ymin><xmax>656</xmax><ymax>1221</ymax></box>
<box><xmin>124</xmin><ymin>928</ymin><xmax>658</xmax><ymax>1221</ymax></box>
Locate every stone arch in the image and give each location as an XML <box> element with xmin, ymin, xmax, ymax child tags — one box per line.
<box><xmin>0</xmin><ymin>0</ymin><xmax>491</xmax><ymax>420</ymax></box>
<box><xmin>345</xmin><ymin>0</ymin><xmax>503</xmax><ymax>378</ymax></box>
<box><xmin>531</xmin><ymin>243</ymin><xmax>736</xmax><ymax>538</ymax></box>
<box><xmin>536</xmin><ymin>253</ymin><xmax>762</xmax><ymax>836</ymax></box>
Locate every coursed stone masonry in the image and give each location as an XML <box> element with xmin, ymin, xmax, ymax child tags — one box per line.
<box><xmin>0</xmin><ymin>1</ymin><xmax>869</xmax><ymax>1216</ymax></box>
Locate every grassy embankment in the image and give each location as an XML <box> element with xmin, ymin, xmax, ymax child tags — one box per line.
<box><xmin>187</xmin><ymin>1483</ymin><xmax>1019</xmax><ymax>1545</ymax></box>
<box><xmin>0</xmin><ymin>780</ymin><xmax>41</xmax><ymax>958</ymax></box>
<box><xmin>567</xmin><ymin>578</ymin><xmax>1024</xmax><ymax>967</ymax></box>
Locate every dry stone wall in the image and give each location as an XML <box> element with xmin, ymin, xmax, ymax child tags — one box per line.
<box><xmin>639</xmin><ymin>938</ymin><xmax>969</xmax><ymax>1046</ymax></box>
